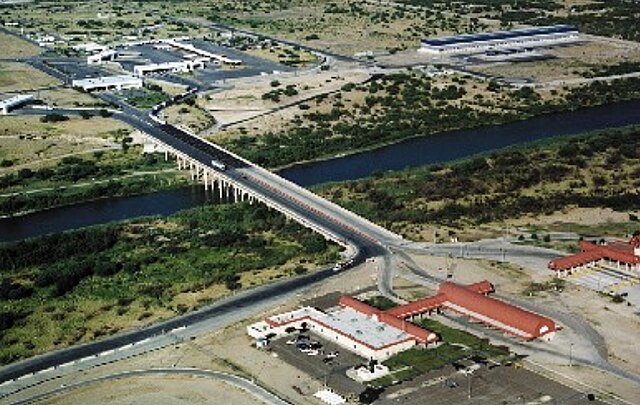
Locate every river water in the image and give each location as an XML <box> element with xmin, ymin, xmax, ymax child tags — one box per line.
<box><xmin>1</xmin><ymin>99</ymin><xmax>639</xmax><ymax>243</ymax></box>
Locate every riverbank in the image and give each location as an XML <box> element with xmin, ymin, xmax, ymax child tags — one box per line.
<box><xmin>3</xmin><ymin>101</ymin><xmax>640</xmax><ymax>243</ymax></box>
<box><xmin>314</xmin><ymin>125</ymin><xmax>640</xmax><ymax>241</ymax></box>
<box><xmin>0</xmin><ymin>203</ymin><xmax>340</xmax><ymax>365</ymax></box>
<box><xmin>219</xmin><ymin>72</ymin><xmax>640</xmax><ymax>170</ymax></box>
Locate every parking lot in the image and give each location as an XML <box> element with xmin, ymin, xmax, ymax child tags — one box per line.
<box><xmin>378</xmin><ymin>363</ymin><xmax>605</xmax><ymax>405</ymax></box>
<box><xmin>269</xmin><ymin>331</ymin><xmax>366</xmax><ymax>397</ymax></box>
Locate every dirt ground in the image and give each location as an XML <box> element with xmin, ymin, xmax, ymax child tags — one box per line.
<box><xmin>162</xmin><ymin>103</ymin><xmax>215</xmax><ymax>135</ymax></box>
<box><xmin>37</xmin><ymin>87</ymin><xmax>106</xmax><ymax>108</ymax></box>
<box><xmin>0</xmin><ymin>62</ymin><xmax>59</xmax><ymax>93</ymax></box>
<box><xmin>0</xmin><ymin>31</ymin><xmax>41</xmax><ymax>58</ymax></box>
<box><xmin>201</xmin><ymin>63</ymin><xmax>370</xmax><ymax>137</ymax></box>
<box><xmin>0</xmin><ymin>116</ymin><xmax>127</xmax><ymax>168</ymax></box>
<box><xmin>509</xmin><ymin>207</ymin><xmax>633</xmax><ymax>227</ymax></box>
<box><xmin>468</xmin><ymin>37</ymin><xmax>640</xmax><ymax>83</ymax></box>
<box><xmin>44</xmin><ymin>375</ymin><xmax>263</xmax><ymax>405</ymax></box>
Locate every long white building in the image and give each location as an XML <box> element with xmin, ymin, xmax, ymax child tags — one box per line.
<box><xmin>420</xmin><ymin>25</ymin><xmax>579</xmax><ymax>54</ymax></box>
<box><xmin>72</xmin><ymin>75</ymin><xmax>142</xmax><ymax>91</ymax></box>
<box><xmin>133</xmin><ymin>60</ymin><xmax>206</xmax><ymax>77</ymax></box>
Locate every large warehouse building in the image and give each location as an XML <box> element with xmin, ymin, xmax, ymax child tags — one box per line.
<box><xmin>420</xmin><ymin>24</ymin><xmax>579</xmax><ymax>54</ymax></box>
<box><xmin>548</xmin><ymin>235</ymin><xmax>640</xmax><ymax>275</ymax></box>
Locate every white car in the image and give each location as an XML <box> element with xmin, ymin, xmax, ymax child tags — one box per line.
<box><xmin>326</xmin><ymin>351</ymin><xmax>339</xmax><ymax>359</ymax></box>
<box><xmin>306</xmin><ymin>349</ymin><xmax>320</xmax><ymax>356</ymax></box>
<box><xmin>286</xmin><ymin>339</ymin><xmax>297</xmax><ymax>345</ymax></box>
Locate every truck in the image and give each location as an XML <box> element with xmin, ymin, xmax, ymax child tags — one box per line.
<box><xmin>211</xmin><ymin>159</ymin><xmax>227</xmax><ymax>171</ymax></box>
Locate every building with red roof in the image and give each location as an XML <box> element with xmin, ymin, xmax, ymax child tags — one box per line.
<box><xmin>247</xmin><ymin>297</ymin><xmax>437</xmax><ymax>361</ymax></box>
<box><xmin>436</xmin><ymin>282</ymin><xmax>556</xmax><ymax>340</ymax></box>
<box><xmin>383</xmin><ymin>280</ymin><xmax>556</xmax><ymax>341</ymax></box>
<box><xmin>548</xmin><ymin>236</ymin><xmax>640</xmax><ymax>275</ymax></box>
<box><xmin>247</xmin><ymin>279</ymin><xmax>555</xmax><ymax>362</ymax></box>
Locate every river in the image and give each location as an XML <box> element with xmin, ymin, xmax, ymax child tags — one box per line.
<box><xmin>1</xmin><ymin>99</ymin><xmax>639</xmax><ymax>243</ymax></box>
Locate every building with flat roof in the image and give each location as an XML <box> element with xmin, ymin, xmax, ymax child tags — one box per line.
<box><xmin>87</xmin><ymin>49</ymin><xmax>117</xmax><ymax>65</ymax></box>
<box><xmin>420</xmin><ymin>24</ymin><xmax>579</xmax><ymax>54</ymax></box>
<box><xmin>133</xmin><ymin>60</ymin><xmax>206</xmax><ymax>77</ymax></box>
<box><xmin>0</xmin><ymin>94</ymin><xmax>33</xmax><ymax>114</ymax></box>
<box><xmin>72</xmin><ymin>75</ymin><xmax>142</xmax><ymax>91</ymax></box>
<box><xmin>248</xmin><ymin>302</ymin><xmax>437</xmax><ymax>361</ymax></box>
<box><xmin>163</xmin><ymin>39</ymin><xmax>242</xmax><ymax>65</ymax></box>
<box><xmin>548</xmin><ymin>235</ymin><xmax>640</xmax><ymax>274</ymax></box>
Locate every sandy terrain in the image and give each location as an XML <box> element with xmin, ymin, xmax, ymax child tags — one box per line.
<box><xmin>202</xmin><ymin>64</ymin><xmax>370</xmax><ymax>136</ymax></box>
<box><xmin>0</xmin><ymin>31</ymin><xmax>40</xmax><ymax>58</ymax></box>
<box><xmin>44</xmin><ymin>375</ymin><xmax>263</xmax><ymax>405</ymax></box>
<box><xmin>0</xmin><ymin>116</ymin><xmax>127</xmax><ymax>168</ymax></box>
<box><xmin>510</xmin><ymin>207</ymin><xmax>634</xmax><ymax>227</ymax></box>
<box><xmin>38</xmin><ymin>88</ymin><xmax>105</xmax><ymax>108</ymax></box>
<box><xmin>469</xmin><ymin>37</ymin><xmax>640</xmax><ymax>83</ymax></box>
<box><xmin>0</xmin><ymin>62</ymin><xmax>59</xmax><ymax>94</ymax></box>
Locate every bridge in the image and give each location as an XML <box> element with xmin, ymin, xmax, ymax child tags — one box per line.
<box><xmin>0</xmin><ymin>25</ymin><xmax>407</xmax><ymax>391</ymax></box>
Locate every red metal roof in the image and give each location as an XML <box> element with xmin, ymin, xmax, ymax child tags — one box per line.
<box><xmin>383</xmin><ymin>293</ymin><xmax>446</xmax><ymax>318</ymax></box>
<box><xmin>549</xmin><ymin>238</ymin><xmax>640</xmax><ymax>271</ymax></box>
<box><xmin>384</xmin><ymin>280</ymin><xmax>493</xmax><ymax>319</ymax></box>
<box><xmin>338</xmin><ymin>295</ymin><xmax>380</xmax><ymax>316</ymax></box>
<box><xmin>466</xmin><ymin>280</ymin><xmax>494</xmax><ymax>295</ymax></box>
<box><xmin>377</xmin><ymin>313</ymin><xmax>436</xmax><ymax>343</ymax></box>
<box><xmin>438</xmin><ymin>282</ymin><xmax>556</xmax><ymax>338</ymax></box>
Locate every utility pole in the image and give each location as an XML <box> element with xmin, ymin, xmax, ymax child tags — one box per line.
<box><xmin>467</xmin><ymin>374</ymin><xmax>472</xmax><ymax>399</ymax></box>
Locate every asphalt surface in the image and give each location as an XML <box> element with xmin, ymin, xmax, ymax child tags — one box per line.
<box><xmin>6</xmin><ymin>368</ymin><xmax>291</xmax><ymax>405</ymax></box>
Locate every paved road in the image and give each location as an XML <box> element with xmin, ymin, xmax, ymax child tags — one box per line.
<box><xmin>397</xmin><ymin>239</ymin><xmax>640</xmax><ymax>389</ymax></box>
<box><xmin>6</xmin><ymin>368</ymin><xmax>290</xmax><ymax>405</ymax></box>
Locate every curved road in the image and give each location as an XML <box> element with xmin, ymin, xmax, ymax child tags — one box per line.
<box><xmin>6</xmin><ymin>368</ymin><xmax>290</xmax><ymax>405</ymax></box>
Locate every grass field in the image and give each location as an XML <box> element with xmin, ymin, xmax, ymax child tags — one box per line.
<box><xmin>0</xmin><ymin>115</ymin><xmax>128</xmax><ymax>167</ymax></box>
<box><xmin>0</xmin><ymin>31</ymin><xmax>40</xmax><ymax>58</ymax></box>
<box><xmin>0</xmin><ymin>62</ymin><xmax>59</xmax><ymax>93</ymax></box>
<box><xmin>371</xmin><ymin>317</ymin><xmax>510</xmax><ymax>387</ymax></box>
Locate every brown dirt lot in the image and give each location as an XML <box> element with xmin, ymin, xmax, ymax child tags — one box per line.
<box><xmin>0</xmin><ymin>31</ymin><xmax>40</xmax><ymax>58</ymax></box>
<box><xmin>203</xmin><ymin>65</ymin><xmax>370</xmax><ymax>139</ymax></box>
<box><xmin>0</xmin><ymin>62</ymin><xmax>59</xmax><ymax>93</ymax></box>
<box><xmin>0</xmin><ymin>116</ymin><xmax>127</xmax><ymax>167</ymax></box>
<box><xmin>469</xmin><ymin>38</ymin><xmax>640</xmax><ymax>83</ymax></box>
<box><xmin>38</xmin><ymin>87</ymin><xmax>106</xmax><ymax>108</ymax></box>
<box><xmin>43</xmin><ymin>374</ymin><xmax>263</xmax><ymax>405</ymax></box>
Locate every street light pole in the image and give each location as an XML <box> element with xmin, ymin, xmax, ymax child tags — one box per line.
<box><xmin>569</xmin><ymin>343</ymin><xmax>574</xmax><ymax>367</ymax></box>
<box><xmin>468</xmin><ymin>374</ymin><xmax>472</xmax><ymax>399</ymax></box>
